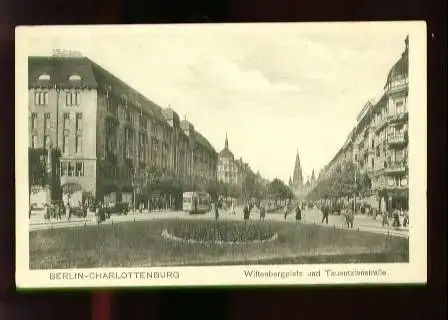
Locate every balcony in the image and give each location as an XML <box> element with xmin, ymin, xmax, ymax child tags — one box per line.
<box><xmin>385</xmin><ymin>78</ymin><xmax>409</xmax><ymax>95</ymax></box>
<box><xmin>374</xmin><ymin>119</ymin><xmax>388</xmax><ymax>133</ymax></box>
<box><xmin>383</xmin><ymin>162</ymin><xmax>407</xmax><ymax>175</ymax></box>
<box><xmin>387</xmin><ymin>111</ymin><xmax>409</xmax><ymax>124</ymax></box>
<box><xmin>388</xmin><ymin>132</ymin><xmax>408</xmax><ymax>147</ymax></box>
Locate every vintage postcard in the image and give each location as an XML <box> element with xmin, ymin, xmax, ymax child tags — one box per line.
<box><xmin>15</xmin><ymin>22</ymin><xmax>427</xmax><ymax>288</ymax></box>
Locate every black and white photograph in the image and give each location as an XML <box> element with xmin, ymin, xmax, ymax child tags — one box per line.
<box><xmin>15</xmin><ymin>22</ymin><xmax>427</xmax><ymax>288</ymax></box>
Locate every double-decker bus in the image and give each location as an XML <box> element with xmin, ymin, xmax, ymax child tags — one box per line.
<box><xmin>182</xmin><ymin>191</ymin><xmax>211</xmax><ymax>214</ymax></box>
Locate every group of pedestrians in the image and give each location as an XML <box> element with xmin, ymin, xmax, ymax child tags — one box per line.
<box><xmin>213</xmin><ymin>200</ymin><xmax>269</xmax><ymax>222</ymax></box>
<box><xmin>283</xmin><ymin>202</ymin><xmax>303</xmax><ymax>222</ymax></box>
<box><xmin>381</xmin><ymin>209</ymin><xmax>409</xmax><ymax>228</ymax></box>
<box><xmin>42</xmin><ymin>200</ymin><xmax>89</xmax><ymax>222</ymax></box>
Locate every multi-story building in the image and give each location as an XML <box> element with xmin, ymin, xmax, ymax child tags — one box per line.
<box><xmin>312</xmin><ymin>35</ymin><xmax>409</xmax><ymax>212</ymax></box>
<box><xmin>370</xmin><ymin>36</ymin><xmax>409</xmax><ymax>212</ymax></box>
<box><xmin>28</xmin><ymin>55</ymin><xmax>218</xmax><ymax>207</ymax></box>
<box><xmin>217</xmin><ymin>134</ymin><xmax>250</xmax><ymax>185</ymax></box>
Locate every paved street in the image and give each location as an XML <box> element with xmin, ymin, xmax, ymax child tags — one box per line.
<box><xmin>28</xmin><ymin>206</ymin><xmax>409</xmax><ymax>238</ymax></box>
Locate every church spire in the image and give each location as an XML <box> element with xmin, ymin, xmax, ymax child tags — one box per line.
<box><xmin>292</xmin><ymin>149</ymin><xmax>303</xmax><ymax>187</ymax></box>
<box><xmin>225</xmin><ymin>133</ymin><xmax>229</xmax><ymax>149</ymax></box>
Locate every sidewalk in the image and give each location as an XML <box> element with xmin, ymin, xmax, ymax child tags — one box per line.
<box><xmin>28</xmin><ymin>207</ymin><xmax>409</xmax><ymax>238</ymax></box>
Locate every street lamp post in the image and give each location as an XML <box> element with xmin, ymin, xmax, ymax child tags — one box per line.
<box><xmin>354</xmin><ymin>166</ymin><xmax>357</xmax><ymax>214</ymax></box>
<box><xmin>132</xmin><ymin>167</ymin><xmax>138</xmax><ymax>212</ymax></box>
<box><xmin>46</xmin><ymin>144</ymin><xmax>53</xmax><ymax>205</ymax></box>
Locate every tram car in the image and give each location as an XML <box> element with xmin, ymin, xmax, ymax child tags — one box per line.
<box><xmin>183</xmin><ymin>191</ymin><xmax>211</xmax><ymax>214</ymax></box>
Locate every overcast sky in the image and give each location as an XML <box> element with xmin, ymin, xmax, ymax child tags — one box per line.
<box><xmin>26</xmin><ymin>24</ymin><xmax>409</xmax><ymax>183</ymax></box>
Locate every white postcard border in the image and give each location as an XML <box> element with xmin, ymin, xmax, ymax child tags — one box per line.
<box><xmin>15</xmin><ymin>21</ymin><xmax>427</xmax><ymax>288</ymax></box>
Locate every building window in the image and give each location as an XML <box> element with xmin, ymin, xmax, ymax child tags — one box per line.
<box><xmin>125</xmin><ymin>109</ymin><xmax>133</xmax><ymax>123</ymax></box>
<box><xmin>63</xmin><ymin>135</ymin><xmax>69</xmax><ymax>154</ymax></box>
<box><xmin>66</xmin><ymin>91</ymin><xmax>81</xmax><ymax>106</ymax></box>
<box><xmin>31</xmin><ymin>135</ymin><xmax>38</xmax><ymax>148</ymax></box>
<box><xmin>38</xmin><ymin>74</ymin><xmax>51</xmax><ymax>81</ymax></box>
<box><xmin>31</xmin><ymin>113</ymin><xmax>38</xmax><ymax>129</ymax></box>
<box><xmin>75</xmin><ymin>162</ymin><xmax>84</xmax><ymax>176</ymax></box>
<box><xmin>76</xmin><ymin>113</ymin><xmax>83</xmax><ymax>131</ymax></box>
<box><xmin>139</xmin><ymin>116</ymin><xmax>147</xmax><ymax>129</ymax></box>
<box><xmin>107</xmin><ymin>98</ymin><xmax>118</xmax><ymax>116</ymax></box>
<box><xmin>35</xmin><ymin>91</ymin><xmax>49</xmax><ymax>106</ymax></box>
<box><xmin>125</xmin><ymin>127</ymin><xmax>134</xmax><ymax>159</ymax></box>
<box><xmin>44</xmin><ymin>135</ymin><xmax>51</xmax><ymax>149</ymax></box>
<box><xmin>60</xmin><ymin>162</ymin><xmax>68</xmax><ymax>176</ymax></box>
<box><xmin>69</xmin><ymin>74</ymin><xmax>82</xmax><ymax>81</ymax></box>
<box><xmin>63</xmin><ymin>113</ymin><xmax>70</xmax><ymax>131</ymax></box>
<box><xmin>371</xmin><ymin>139</ymin><xmax>374</xmax><ymax>148</ymax></box>
<box><xmin>75</xmin><ymin>136</ymin><xmax>82</xmax><ymax>154</ymax></box>
<box><xmin>68</xmin><ymin>162</ymin><xmax>75</xmax><ymax>176</ymax></box>
<box><xmin>395</xmin><ymin>100</ymin><xmax>404</xmax><ymax>114</ymax></box>
<box><xmin>152</xmin><ymin>122</ymin><xmax>157</xmax><ymax>135</ymax></box>
<box><xmin>44</xmin><ymin>113</ymin><xmax>51</xmax><ymax>130</ymax></box>
<box><xmin>371</xmin><ymin>158</ymin><xmax>375</xmax><ymax>169</ymax></box>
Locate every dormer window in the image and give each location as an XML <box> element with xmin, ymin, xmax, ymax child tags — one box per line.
<box><xmin>69</xmin><ymin>74</ymin><xmax>82</xmax><ymax>81</ymax></box>
<box><xmin>38</xmin><ymin>73</ymin><xmax>51</xmax><ymax>81</ymax></box>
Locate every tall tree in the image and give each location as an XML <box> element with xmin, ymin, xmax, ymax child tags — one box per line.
<box><xmin>28</xmin><ymin>148</ymin><xmax>47</xmax><ymax>216</ymax></box>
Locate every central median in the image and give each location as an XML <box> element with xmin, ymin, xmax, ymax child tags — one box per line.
<box><xmin>29</xmin><ymin>219</ymin><xmax>409</xmax><ymax>269</ymax></box>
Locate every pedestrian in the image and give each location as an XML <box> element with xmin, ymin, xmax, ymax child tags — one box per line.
<box><xmin>66</xmin><ymin>202</ymin><xmax>71</xmax><ymax>221</ymax></box>
<box><xmin>392</xmin><ymin>209</ymin><xmax>401</xmax><ymax>227</ymax></box>
<box><xmin>381</xmin><ymin>211</ymin><xmax>389</xmax><ymax>226</ymax></box>
<box><xmin>295</xmin><ymin>205</ymin><xmax>302</xmax><ymax>222</ymax></box>
<box><xmin>345</xmin><ymin>209</ymin><xmax>354</xmax><ymax>228</ymax></box>
<box><xmin>260</xmin><ymin>205</ymin><xmax>266</xmax><ymax>221</ymax></box>
<box><xmin>283</xmin><ymin>204</ymin><xmax>289</xmax><ymax>220</ymax></box>
<box><xmin>243</xmin><ymin>204</ymin><xmax>250</xmax><ymax>221</ymax></box>
<box><xmin>214</xmin><ymin>202</ymin><xmax>219</xmax><ymax>220</ymax></box>
<box><xmin>321</xmin><ymin>205</ymin><xmax>329</xmax><ymax>224</ymax></box>
<box><xmin>403</xmin><ymin>210</ymin><xmax>409</xmax><ymax>227</ymax></box>
<box><xmin>43</xmin><ymin>203</ymin><xmax>50</xmax><ymax>221</ymax></box>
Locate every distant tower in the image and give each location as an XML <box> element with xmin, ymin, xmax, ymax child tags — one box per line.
<box><xmin>288</xmin><ymin>176</ymin><xmax>292</xmax><ymax>186</ymax></box>
<box><xmin>225</xmin><ymin>133</ymin><xmax>229</xmax><ymax>149</ymax></box>
<box><xmin>311</xmin><ymin>169</ymin><xmax>316</xmax><ymax>184</ymax></box>
<box><xmin>292</xmin><ymin>149</ymin><xmax>304</xmax><ymax>187</ymax></box>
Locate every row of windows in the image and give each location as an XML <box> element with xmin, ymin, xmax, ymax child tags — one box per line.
<box><xmin>31</xmin><ymin>112</ymin><xmax>83</xmax><ymax>131</ymax></box>
<box><xmin>60</xmin><ymin>161</ymin><xmax>84</xmax><ymax>177</ymax></box>
<box><xmin>34</xmin><ymin>91</ymin><xmax>81</xmax><ymax>106</ymax></box>
<box><xmin>30</xmin><ymin>135</ymin><xmax>82</xmax><ymax>154</ymax></box>
<box><xmin>106</xmin><ymin>101</ymin><xmax>177</xmax><ymax>142</ymax></box>
<box><xmin>37</xmin><ymin>73</ymin><xmax>82</xmax><ymax>82</ymax></box>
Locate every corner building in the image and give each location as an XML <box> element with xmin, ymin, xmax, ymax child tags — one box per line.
<box><xmin>217</xmin><ymin>134</ymin><xmax>250</xmax><ymax>185</ymax></box>
<box><xmin>315</xmin><ymin>35</ymin><xmax>409</xmax><ymax>213</ymax></box>
<box><xmin>28</xmin><ymin>56</ymin><xmax>218</xmax><ymax>207</ymax></box>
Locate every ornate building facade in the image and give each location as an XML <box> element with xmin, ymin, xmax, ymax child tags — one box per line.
<box><xmin>312</xmin><ymin>35</ymin><xmax>409</xmax><ymax>212</ymax></box>
<box><xmin>217</xmin><ymin>134</ymin><xmax>250</xmax><ymax>185</ymax></box>
<box><xmin>28</xmin><ymin>56</ymin><xmax>218</xmax><ymax>207</ymax></box>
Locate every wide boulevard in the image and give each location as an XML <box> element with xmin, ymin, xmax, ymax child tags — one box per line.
<box><xmin>29</xmin><ymin>206</ymin><xmax>409</xmax><ymax>238</ymax></box>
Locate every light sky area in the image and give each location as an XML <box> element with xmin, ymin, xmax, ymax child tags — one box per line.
<box><xmin>26</xmin><ymin>24</ymin><xmax>409</xmax><ymax>183</ymax></box>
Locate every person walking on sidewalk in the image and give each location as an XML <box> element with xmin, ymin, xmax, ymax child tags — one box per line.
<box><xmin>66</xmin><ymin>202</ymin><xmax>71</xmax><ymax>221</ymax></box>
<box><xmin>259</xmin><ymin>205</ymin><xmax>266</xmax><ymax>221</ymax></box>
<box><xmin>295</xmin><ymin>205</ymin><xmax>302</xmax><ymax>222</ymax></box>
<box><xmin>321</xmin><ymin>205</ymin><xmax>329</xmax><ymax>224</ymax></box>
<box><xmin>403</xmin><ymin>210</ymin><xmax>409</xmax><ymax>227</ymax></box>
<box><xmin>283</xmin><ymin>203</ymin><xmax>289</xmax><ymax>220</ymax></box>
<box><xmin>381</xmin><ymin>210</ymin><xmax>389</xmax><ymax>226</ymax></box>
<box><xmin>392</xmin><ymin>209</ymin><xmax>401</xmax><ymax>227</ymax></box>
<box><xmin>345</xmin><ymin>209</ymin><xmax>354</xmax><ymax>228</ymax></box>
<box><xmin>214</xmin><ymin>202</ymin><xmax>220</xmax><ymax>220</ymax></box>
<box><xmin>244</xmin><ymin>204</ymin><xmax>250</xmax><ymax>221</ymax></box>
